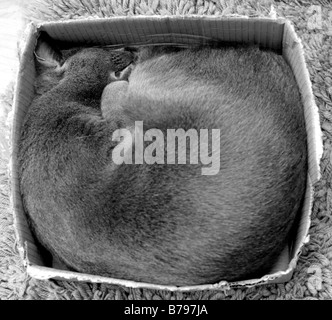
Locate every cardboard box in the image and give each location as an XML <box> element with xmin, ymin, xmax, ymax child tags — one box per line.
<box><xmin>9</xmin><ymin>16</ymin><xmax>323</xmax><ymax>292</ymax></box>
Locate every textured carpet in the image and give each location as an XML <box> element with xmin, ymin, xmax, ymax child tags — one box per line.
<box><xmin>0</xmin><ymin>0</ymin><xmax>331</xmax><ymax>300</ymax></box>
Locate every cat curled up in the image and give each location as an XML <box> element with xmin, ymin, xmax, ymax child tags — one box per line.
<box><xmin>18</xmin><ymin>40</ymin><xmax>307</xmax><ymax>286</ymax></box>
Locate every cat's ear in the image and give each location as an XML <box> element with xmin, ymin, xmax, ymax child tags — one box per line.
<box><xmin>34</xmin><ymin>38</ymin><xmax>63</xmax><ymax>69</ymax></box>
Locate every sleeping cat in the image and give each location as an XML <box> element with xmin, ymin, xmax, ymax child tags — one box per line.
<box><xmin>18</xmin><ymin>39</ymin><xmax>307</xmax><ymax>286</ymax></box>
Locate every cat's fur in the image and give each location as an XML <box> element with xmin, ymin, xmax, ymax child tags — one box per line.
<box><xmin>18</xmin><ymin>41</ymin><xmax>307</xmax><ymax>286</ymax></box>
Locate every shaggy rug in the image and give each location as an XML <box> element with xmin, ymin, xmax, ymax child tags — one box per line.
<box><xmin>0</xmin><ymin>0</ymin><xmax>331</xmax><ymax>300</ymax></box>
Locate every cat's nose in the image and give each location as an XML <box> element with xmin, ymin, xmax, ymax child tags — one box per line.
<box><xmin>109</xmin><ymin>64</ymin><xmax>133</xmax><ymax>82</ymax></box>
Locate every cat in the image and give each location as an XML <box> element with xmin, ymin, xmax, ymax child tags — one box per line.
<box><xmin>18</xmin><ymin>39</ymin><xmax>307</xmax><ymax>286</ymax></box>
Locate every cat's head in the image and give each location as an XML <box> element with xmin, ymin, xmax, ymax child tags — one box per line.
<box><xmin>34</xmin><ymin>37</ymin><xmax>134</xmax><ymax>95</ymax></box>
